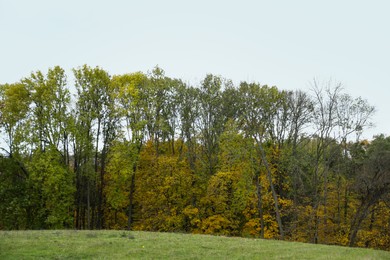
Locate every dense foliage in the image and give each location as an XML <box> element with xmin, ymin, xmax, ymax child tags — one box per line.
<box><xmin>1</xmin><ymin>65</ymin><xmax>389</xmax><ymax>250</ymax></box>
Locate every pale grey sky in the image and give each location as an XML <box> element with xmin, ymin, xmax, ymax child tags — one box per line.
<box><xmin>1</xmin><ymin>0</ymin><xmax>389</xmax><ymax>139</ymax></box>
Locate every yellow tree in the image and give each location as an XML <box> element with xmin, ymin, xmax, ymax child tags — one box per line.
<box><xmin>199</xmin><ymin>120</ymin><xmax>252</xmax><ymax>235</ymax></box>
<box><xmin>133</xmin><ymin>141</ymin><xmax>194</xmax><ymax>232</ymax></box>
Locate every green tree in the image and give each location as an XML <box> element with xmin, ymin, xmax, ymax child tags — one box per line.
<box><xmin>27</xmin><ymin>147</ymin><xmax>75</xmax><ymax>229</ymax></box>
<box><xmin>104</xmin><ymin>140</ymin><xmax>137</xmax><ymax>229</ymax></box>
<box><xmin>0</xmin><ymin>82</ymin><xmax>31</xmax><ymax>229</ymax></box>
<box><xmin>0</xmin><ymin>82</ymin><xmax>31</xmax><ymax>156</ymax></box>
<box><xmin>349</xmin><ymin>135</ymin><xmax>390</xmax><ymax>247</ymax></box>
<box><xmin>110</xmin><ymin>71</ymin><xmax>148</xmax><ymax>229</ymax></box>
<box><xmin>23</xmin><ymin>66</ymin><xmax>70</xmax><ymax>155</ymax></box>
<box><xmin>177</xmin><ymin>85</ymin><xmax>200</xmax><ymax>174</ymax></box>
<box><xmin>0</xmin><ymin>156</ymin><xmax>29</xmax><ymax>229</ymax></box>
<box><xmin>73</xmin><ymin>64</ymin><xmax>115</xmax><ymax>229</ymax></box>
<box><xmin>20</xmin><ymin>67</ymin><xmax>75</xmax><ymax>229</ymax></box>
<box><xmin>334</xmin><ymin>93</ymin><xmax>375</xmax><ymax>237</ymax></box>
<box><xmin>198</xmin><ymin>74</ymin><xmax>225</xmax><ymax>176</ymax></box>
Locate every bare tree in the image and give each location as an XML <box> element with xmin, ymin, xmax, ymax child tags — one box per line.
<box><xmin>310</xmin><ymin>79</ymin><xmax>342</xmax><ymax>244</ymax></box>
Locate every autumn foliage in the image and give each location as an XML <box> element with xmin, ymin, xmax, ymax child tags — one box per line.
<box><xmin>1</xmin><ymin>66</ymin><xmax>389</xmax><ymax>251</ymax></box>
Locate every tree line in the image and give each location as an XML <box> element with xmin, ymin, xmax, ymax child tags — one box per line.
<box><xmin>0</xmin><ymin>65</ymin><xmax>389</xmax><ymax>250</ymax></box>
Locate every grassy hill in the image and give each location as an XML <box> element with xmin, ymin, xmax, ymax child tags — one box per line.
<box><xmin>0</xmin><ymin>230</ymin><xmax>389</xmax><ymax>259</ymax></box>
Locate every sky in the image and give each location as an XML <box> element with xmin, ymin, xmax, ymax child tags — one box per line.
<box><xmin>0</xmin><ymin>0</ymin><xmax>389</xmax><ymax>139</ymax></box>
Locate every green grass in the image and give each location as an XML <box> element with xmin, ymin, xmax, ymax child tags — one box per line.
<box><xmin>0</xmin><ymin>230</ymin><xmax>389</xmax><ymax>259</ymax></box>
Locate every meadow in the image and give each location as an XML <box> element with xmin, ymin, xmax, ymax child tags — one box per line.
<box><xmin>1</xmin><ymin>230</ymin><xmax>389</xmax><ymax>259</ymax></box>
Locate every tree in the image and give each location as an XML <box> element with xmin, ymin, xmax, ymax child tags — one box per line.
<box><xmin>238</xmin><ymin>82</ymin><xmax>286</xmax><ymax>239</ymax></box>
<box><xmin>73</xmin><ymin>64</ymin><xmax>115</xmax><ymax>229</ymax></box>
<box><xmin>198</xmin><ymin>74</ymin><xmax>225</xmax><ymax>176</ymax></box>
<box><xmin>283</xmin><ymin>90</ymin><xmax>313</xmax><ymax>234</ymax></box>
<box><xmin>27</xmin><ymin>147</ymin><xmax>75</xmax><ymax>229</ymax></box>
<box><xmin>104</xmin><ymin>140</ymin><xmax>137</xmax><ymax>229</ymax></box>
<box><xmin>21</xmin><ymin>66</ymin><xmax>75</xmax><ymax>229</ymax></box>
<box><xmin>23</xmin><ymin>66</ymin><xmax>70</xmax><ymax>155</ymax></box>
<box><xmin>0</xmin><ymin>82</ymin><xmax>30</xmax><ymax>156</ymax></box>
<box><xmin>349</xmin><ymin>135</ymin><xmax>390</xmax><ymax>247</ymax></box>
<box><xmin>199</xmin><ymin>120</ymin><xmax>252</xmax><ymax>236</ymax></box>
<box><xmin>110</xmin><ymin>71</ymin><xmax>149</xmax><ymax>229</ymax></box>
<box><xmin>0</xmin><ymin>82</ymin><xmax>31</xmax><ymax>229</ymax></box>
<box><xmin>309</xmin><ymin>81</ymin><xmax>342</xmax><ymax>243</ymax></box>
<box><xmin>177</xmin><ymin>85</ymin><xmax>200</xmax><ymax>174</ymax></box>
<box><xmin>334</xmin><ymin>93</ymin><xmax>375</xmax><ymax>234</ymax></box>
<box><xmin>2</xmin><ymin>65</ymin><xmax>389</xmax><ymax>250</ymax></box>
<box><xmin>133</xmin><ymin>141</ymin><xmax>194</xmax><ymax>232</ymax></box>
<box><xmin>0</xmin><ymin>155</ymin><xmax>29</xmax><ymax>229</ymax></box>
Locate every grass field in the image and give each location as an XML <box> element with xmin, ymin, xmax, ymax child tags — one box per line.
<box><xmin>0</xmin><ymin>230</ymin><xmax>389</xmax><ymax>259</ymax></box>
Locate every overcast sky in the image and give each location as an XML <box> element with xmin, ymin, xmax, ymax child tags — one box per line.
<box><xmin>1</xmin><ymin>0</ymin><xmax>389</xmax><ymax>139</ymax></box>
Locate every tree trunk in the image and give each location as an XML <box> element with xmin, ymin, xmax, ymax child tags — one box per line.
<box><xmin>95</xmin><ymin>118</ymin><xmax>101</xmax><ymax>228</ymax></box>
<box><xmin>98</xmin><ymin>151</ymin><xmax>106</xmax><ymax>229</ymax></box>
<box><xmin>349</xmin><ymin>202</ymin><xmax>371</xmax><ymax>247</ymax></box>
<box><xmin>344</xmin><ymin>185</ymin><xmax>349</xmax><ymax>225</ymax></box>
<box><xmin>74</xmin><ymin>154</ymin><xmax>80</xmax><ymax>229</ymax></box>
<box><xmin>256</xmin><ymin>140</ymin><xmax>284</xmax><ymax>239</ymax></box>
<box><xmin>322</xmin><ymin>163</ymin><xmax>330</xmax><ymax>243</ymax></box>
<box><xmin>336</xmin><ymin>175</ymin><xmax>341</xmax><ymax>227</ymax></box>
<box><xmin>365</xmin><ymin>207</ymin><xmax>376</xmax><ymax>248</ymax></box>
<box><xmin>87</xmin><ymin>181</ymin><xmax>91</xmax><ymax>229</ymax></box>
<box><xmin>313</xmin><ymin>208</ymin><xmax>319</xmax><ymax>244</ymax></box>
<box><xmin>127</xmin><ymin>166</ymin><xmax>136</xmax><ymax>230</ymax></box>
<box><xmin>311</xmin><ymin>151</ymin><xmax>321</xmax><ymax>244</ymax></box>
<box><xmin>255</xmin><ymin>173</ymin><xmax>265</xmax><ymax>238</ymax></box>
